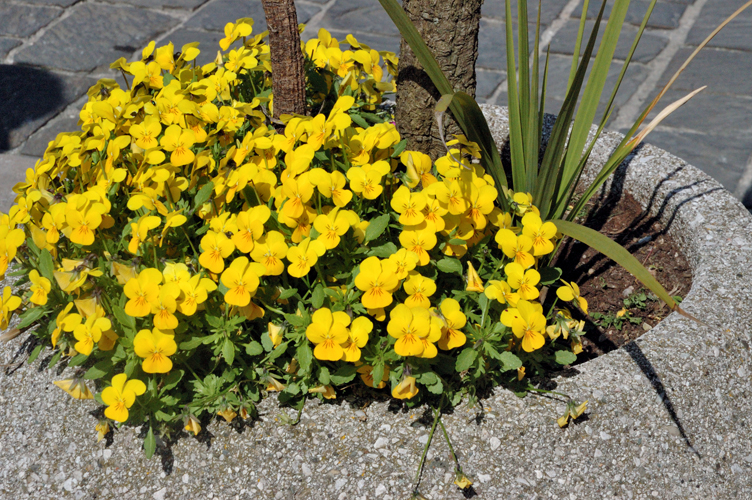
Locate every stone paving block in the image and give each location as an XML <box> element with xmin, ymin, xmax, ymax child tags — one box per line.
<box><xmin>643</xmin><ymin>90</ymin><xmax>752</xmax><ymax>137</ymax></box>
<box><xmin>319</xmin><ymin>0</ymin><xmax>399</xmax><ymax>36</ymax></box>
<box><xmin>21</xmin><ymin>96</ymin><xmax>86</xmax><ymax>158</ymax></box>
<box><xmin>13</xmin><ymin>3</ymin><xmax>178</xmax><ymax>72</ymax></box>
<box><xmin>98</xmin><ymin>0</ymin><xmax>210</xmax><ymax>9</ymax></box>
<box><xmin>481</xmin><ymin>0</ymin><xmax>568</xmax><ymax>25</ymax></box>
<box><xmin>0</xmin><ymin>3</ymin><xmax>61</xmax><ymax>38</ymax></box>
<box><xmin>476</xmin><ymin>69</ymin><xmax>505</xmax><ymax>100</ymax></box>
<box><xmin>15</xmin><ymin>0</ymin><xmax>81</xmax><ymax>6</ymax></box>
<box><xmin>643</xmin><ymin>128</ymin><xmax>751</xmax><ymax>191</ymax></box>
<box><xmin>185</xmin><ymin>0</ymin><xmax>320</xmax><ymax>33</ymax></box>
<box><xmin>686</xmin><ymin>0</ymin><xmax>752</xmax><ymax>52</ymax></box>
<box><xmin>549</xmin><ymin>20</ymin><xmax>669</xmax><ymax>63</ymax></box>
<box><xmin>0</xmin><ymin>38</ymin><xmax>21</xmax><ymax>60</ymax></box>
<box><xmin>312</xmin><ymin>30</ymin><xmax>401</xmax><ymax>55</ymax></box>
<box><xmin>0</xmin><ymin>66</ymin><xmax>94</xmax><ymax>152</ymax></box>
<box><xmin>654</xmin><ymin>46</ymin><xmax>752</xmax><ymax>96</ymax></box>
<box><xmin>477</xmin><ymin>20</ymin><xmax>538</xmax><ymax>71</ymax></box>
<box><xmin>163</xmin><ymin>29</ymin><xmax>225</xmax><ymax>66</ymax></box>
<box><xmin>0</xmin><ymin>154</ymin><xmax>38</xmax><ymax>213</ymax></box>
<box><xmin>572</xmin><ymin>0</ymin><xmax>687</xmax><ymax>30</ymax></box>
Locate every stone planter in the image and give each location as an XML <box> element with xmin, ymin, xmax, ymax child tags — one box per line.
<box><xmin>1</xmin><ymin>105</ymin><xmax>751</xmax><ymax>499</ymax></box>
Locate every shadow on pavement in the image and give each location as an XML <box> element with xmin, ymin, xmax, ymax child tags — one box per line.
<box><xmin>0</xmin><ymin>64</ymin><xmax>64</xmax><ymax>152</ymax></box>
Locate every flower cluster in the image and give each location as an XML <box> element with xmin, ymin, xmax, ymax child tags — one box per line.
<box><xmin>0</xmin><ymin>20</ymin><xmax>587</xmax><ymax>452</ymax></box>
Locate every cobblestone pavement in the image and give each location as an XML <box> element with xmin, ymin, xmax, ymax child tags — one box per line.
<box><xmin>1</xmin><ymin>0</ymin><xmax>751</xmax><ymax>209</ymax></box>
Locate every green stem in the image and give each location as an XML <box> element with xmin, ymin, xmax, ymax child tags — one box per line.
<box><xmin>413</xmin><ymin>406</ymin><xmax>441</xmax><ymax>494</ymax></box>
<box><xmin>438</xmin><ymin>412</ymin><xmax>461</xmax><ymax>472</ymax></box>
<box><xmin>526</xmin><ymin>386</ymin><xmax>570</xmax><ymax>400</ymax></box>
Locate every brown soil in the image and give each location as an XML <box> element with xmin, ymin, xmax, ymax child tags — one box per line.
<box><xmin>553</xmin><ymin>191</ymin><xmax>693</xmax><ymax>363</ymax></box>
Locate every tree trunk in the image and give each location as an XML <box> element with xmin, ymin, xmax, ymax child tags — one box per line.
<box><xmin>396</xmin><ymin>0</ymin><xmax>483</xmax><ymax>160</ymax></box>
<box><xmin>261</xmin><ymin>0</ymin><xmax>307</xmax><ymax>119</ymax></box>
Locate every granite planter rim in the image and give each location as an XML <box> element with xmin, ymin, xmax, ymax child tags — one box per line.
<box><xmin>0</xmin><ymin>107</ymin><xmax>751</xmax><ymax>499</ymax></box>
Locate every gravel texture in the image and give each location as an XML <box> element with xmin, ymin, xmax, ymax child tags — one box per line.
<box><xmin>1</xmin><ymin>105</ymin><xmax>751</xmax><ymax>499</ymax></box>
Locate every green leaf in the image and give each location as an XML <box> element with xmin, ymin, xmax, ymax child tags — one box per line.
<box><xmin>193</xmin><ymin>181</ymin><xmax>215</xmax><ymax>211</ymax></box>
<box><xmin>144</xmin><ymin>426</ymin><xmax>156</xmax><ymax>459</ymax></box>
<box><xmin>447</xmin><ymin>238</ymin><xmax>466</xmax><ymax>246</ymax></box>
<box><xmin>17</xmin><ymin>307</ymin><xmax>47</xmax><ymax>330</ymax></box>
<box><xmin>426</xmin><ymin>379</ymin><xmax>444</xmax><ymax>395</ymax></box>
<box><xmin>498</xmin><ymin>351</ymin><xmax>522</xmax><ymax>372</ymax></box>
<box><xmin>555</xmin><ymin>350</ymin><xmax>578</xmax><ymax>366</ymax></box>
<box><xmin>84</xmin><ymin>360</ymin><xmax>113</xmax><ymax>380</ymax></box>
<box><xmin>297</xmin><ymin>343</ymin><xmax>313</xmax><ymax>372</ymax></box>
<box><xmin>162</xmin><ymin>370</ymin><xmax>184</xmax><ymax>391</ymax></box>
<box><xmin>260</xmin><ymin>330</ymin><xmax>274</xmax><ymax>352</ymax></box>
<box><xmin>455</xmin><ymin>348</ymin><xmax>477</xmax><ymax>372</ymax></box>
<box><xmin>391</xmin><ymin>139</ymin><xmax>407</xmax><ymax>158</ymax></box>
<box><xmin>179</xmin><ymin>335</ymin><xmax>206</xmax><ymax>350</ymax></box>
<box><xmin>245</xmin><ymin>341</ymin><xmax>263</xmax><ymax>356</ymax></box>
<box><xmin>47</xmin><ymin>350</ymin><xmax>62</xmax><ymax>369</ymax></box>
<box><xmin>330</xmin><ymin>364</ymin><xmax>357</xmax><ymax>385</ymax></box>
<box><xmin>436</xmin><ymin>257</ymin><xmax>463</xmax><ymax>275</ymax></box>
<box><xmin>350</xmin><ymin>113</ymin><xmax>369</xmax><ymax>128</ymax></box>
<box><xmin>39</xmin><ymin>250</ymin><xmax>54</xmax><ymax>282</ymax></box>
<box><xmin>364</xmin><ymin>214</ymin><xmax>390</xmax><ymax>243</ymax></box>
<box><xmin>277</xmin><ymin>288</ymin><xmax>298</xmax><ymax>300</ymax></box>
<box><xmin>67</xmin><ymin>353</ymin><xmax>89</xmax><ymax>367</ymax></box>
<box><xmin>284</xmin><ymin>382</ymin><xmax>301</xmax><ymax>396</ymax></box>
<box><xmin>554</xmin><ymin>219</ymin><xmax>677</xmax><ymax>309</ymax></box>
<box><xmin>268</xmin><ymin>342</ymin><xmax>288</xmax><ymax>362</ymax></box>
<box><xmin>311</xmin><ymin>284</ymin><xmax>325</xmax><ymax>309</ymax></box>
<box><xmin>538</xmin><ymin>266</ymin><xmax>563</xmax><ymax>285</ymax></box>
<box><xmin>222</xmin><ymin>339</ymin><xmax>235</xmax><ymax>365</ymax></box>
<box><xmin>370</xmin><ymin>361</ymin><xmax>385</xmax><ymax>389</ymax></box>
<box><xmin>368</xmin><ymin>242</ymin><xmax>398</xmax><ymax>258</ymax></box>
<box><xmin>318</xmin><ymin>366</ymin><xmax>331</xmax><ymax>386</ymax></box>
<box><xmin>112</xmin><ymin>305</ymin><xmax>136</xmax><ymax>332</ymax></box>
<box><xmin>28</xmin><ymin>344</ymin><xmax>43</xmax><ymax>364</ymax></box>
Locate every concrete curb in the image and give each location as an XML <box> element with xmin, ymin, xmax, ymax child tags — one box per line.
<box><xmin>0</xmin><ymin>106</ymin><xmax>751</xmax><ymax>499</ymax></box>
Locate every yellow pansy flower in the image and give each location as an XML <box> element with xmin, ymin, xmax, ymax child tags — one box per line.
<box><xmin>387</xmin><ymin>304</ymin><xmax>442</xmax><ymax>358</ymax></box>
<box><xmin>435</xmin><ymin>298</ymin><xmax>467</xmax><ymax>350</ymax></box>
<box><xmin>101</xmin><ymin>374</ymin><xmax>146</xmax><ymax>423</ymax></box>
<box><xmin>556</xmin><ymin>280</ymin><xmax>588</xmax><ymax>314</ymax></box>
<box><xmin>286</xmin><ymin>237</ymin><xmax>325</xmax><ymax>278</ymax></box>
<box><xmin>124</xmin><ymin>268</ymin><xmax>163</xmax><ymax>318</ymax></box>
<box><xmin>484</xmin><ymin>280</ymin><xmax>520</xmax><ymax>307</ymax></box>
<box><xmin>160</xmin><ymin>124</ymin><xmax>196</xmax><ymax>167</ymax></box>
<box><xmin>495</xmin><ymin>228</ymin><xmax>535</xmax><ymax>269</ymax></box>
<box><xmin>267</xmin><ymin>322</ymin><xmax>284</xmax><ymax>349</ymax></box>
<box><xmin>398</xmin><ymin>227</ymin><xmax>437</xmax><ymax>266</ymax></box>
<box><xmin>199</xmin><ymin>230</ymin><xmax>235</xmax><ymax>274</ymax></box>
<box><xmin>53</xmin><ymin>378</ymin><xmax>93</xmax><ymax>400</ymax></box>
<box><xmin>305</xmin><ymin>308</ymin><xmax>350</xmax><ymax>361</ymax></box>
<box><xmin>64</xmin><ymin>201</ymin><xmax>106</xmax><ymax>246</ymax></box>
<box><xmin>504</xmin><ymin>262</ymin><xmax>540</xmax><ymax>301</ymax></box>
<box><xmin>500</xmin><ymin>300</ymin><xmax>547</xmax><ymax>352</ymax></box>
<box><xmin>341</xmin><ymin>316</ymin><xmax>373</xmax><ymax>362</ymax></box>
<box><xmin>184</xmin><ymin>415</ymin><xmax>201</xmax><ymax>436</ymax></box>
<box><xmin>73</xmin><ymin>316</ymin><xmax>111</xmax><ymax>356</ymax></box>
<box><xmin>558</xmin><ymin>400</ymin><xmax>588</xmax><ymax>428</ymax></box>
<box><xmin>313</xmin><ymin>208</ymin><xmax>356</xmax><ymax>250</ymax></box>
<box><xmin>220</xmin><ymin>256</ymin><xmax>266</xmax><ymax>307</ymax></box>
<box><xmin>151</xmin><ymin>283</ymin><xmax>181</xmax><ymax>330</ymax></box>
<box><xmin>134</xmin><ymin>328</ymin><xmax>177</xmax><ymax>373</ymax></box>
<box><xmin>250</xmin><ymin>231</ymin><xmax>288</xmax><ymax>276</ymax></box>
<box><xmin>232</xmin><ymin>205</ymin><xmax>270</xmax><ymax>254</ymax></box>
<box><xmin>403</xmin><ymin>271</ymin><xmax>436</xmax><ymax>309</ymax></box>
<box><xmin>354</xmin><ymin>256</ymin><xmax>399</xmax><ymax>309</ymax></box>
<box><xmin>128</xmin><ymin>215</ymin><xmax>161</xmax><ymax>255</ymax></box>
<box><xmin>308</xmin><ymin>385</ymin><xmax>336</xmax><ymax>399</ymax></box>
<box><xmin>390</xmin><ymin>186</ymin><xmax>427</xmax><ymax>226</ymax></box>
<box><xmin>388</xmin><ymin>248</ymin><xmax>419</xmax><ymax>280</ymax></box>
<box><xmin>521</xmin><ymin>212</ymin><xmax>557</xmax><ymax>256</ymax></box>
<box><xmin>346</xmin><ymin>167</ymin><xmax>383</xmax><ymax>199</ymax></box>
<box><xmin>29</xmin><ymin>270</ymin><xmax>51</xmax><ymax>305</ymax></box>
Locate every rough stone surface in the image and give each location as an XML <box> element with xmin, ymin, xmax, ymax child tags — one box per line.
<box><xmin>21</xmin><ymin>96</ymin><xmax>86</xmax><ymax>158</ymax></box>
<box><xmin>549</xmin><ymin>20</ymin><xmax>670</xmax><ymax>63</ymax></box>
<box><xmin>0</xmin><ymin>3</ymin><xmax>61</xmax><ymax>38</ymax></box>
<box><xmin>572</xmin><ymin>0</ymin><xmax>689</xmax><ymax>30</ymax></box>
<box><xmin>476</xmin><ymin>69</ymin><xmax>505</xmax><ymax>99</ymax></box>
<box><xmin>160</xmin><ymin>28</ymin><xmax>224</xmax><ymax>66</ymax></box>
<box><xmin>685</xmin><ymin>0</ymin><xmax>752</xmax><ymax>52</ymax></box>
<box><xmin>655</xmin><ymin>46</ymin><xmax>752</xmax><ymax>96</ymax></box>
<box><xmin>1</xmin><ymin>106</ymin><xmax>750</xmax><ymax>499</ymax></box>
<box><xmin>0</xmin><ymin>155</ymin><xmax>37</xmax><ymax>212</ymax></box>
<box><xmin>16</xmin><ymin>0</ymin><xmax>81</xmax><ymax>6</ymax></box>
<box><xmin>481</xmin><ymin>0</ymin><xmax>568</xmax><ymax>24</ymax></box>
<box><xmin>98</xmin><ymin>0</ymin><xmax>210</xmax><ymax>9</ymax></box>
<box><xmin>185</xmin><ymin>0</ymin><xmax>321</xmax><ymax>33</ymax></box>
<box><xmin>13</xmin><ymin>3</ymin><xmax>178</xmax><ymax>72</ymax></box>
<box><xmin>0</xmin><ymin>38</ymin><xmax>21</xmax><ymax>59</ymax></box>
<box><xmin>0</xmin><ymin>68</ymin><xmax>94</xmax><ymax>151</ymax></box>
<box><xmin>319</xmin><ymin>0</ymin><xmax>399</xmax><ymax>36</ymax></box>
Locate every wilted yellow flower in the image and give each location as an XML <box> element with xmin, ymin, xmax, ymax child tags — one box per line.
<box><xmin>53</xmin><ymin>378</ymin><xmax>94</xmax><ymax>400</ymax></box>
<box><xmin>391</xmin><ymin>376</ymin><xmax>418</xmax><ymax>400</ymax></box>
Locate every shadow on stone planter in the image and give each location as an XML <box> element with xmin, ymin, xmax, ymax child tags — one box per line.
<box><xmin>0</xmin><ymin>64</ymin><xmax>65</xmax><ymax>152</ymax></box>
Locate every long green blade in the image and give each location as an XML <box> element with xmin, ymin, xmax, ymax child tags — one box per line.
<box><xmin>526</xmin><ymin>0</ymin><xmax>543</xmax><ymax>193</ymax></box>
<box><xmin>377</xmin><ymin>0</ymin><xmax>508</xmax><ymax>198</ymax></box>
<box><xmin>518</xmin><ymin>0</ymin><xmax>531</xmax><ymax>192</ymax></box>
<box><xmin>556</xmin><ymin>0</ymin><xmax>630</xmax><ymax>209</ymax></box>
<box><xmin>505</xmin><ymin>0</ymin><xmax>526</xmax><ymax>190</ymax></box>
<box><xmin>553</xmin><ymin>219</ymin><xmax>677</xmax><ymax>310</ymax></box>
<box><xmin>567</xmin><ymin>0</ymin><xmax>590</xmax><ymax>92</ymax></box>
<box><xmin>534</xmin><ymin>0</ymin><xmax>607</xmax><ymax>219</ymax></box>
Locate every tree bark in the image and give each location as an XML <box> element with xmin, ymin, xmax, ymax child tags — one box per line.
<box><xmin>261</xmin><ymin>0</ymin><xmax>307</xmax><ymax>119</ymax></box>
<box><xmin>396</xmin><ymin>0</ymin><xmax>483</xmax><ymax>160</ymax></box>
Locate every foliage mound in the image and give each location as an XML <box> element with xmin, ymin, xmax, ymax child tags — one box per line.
<box><xmin>0</xmin><ymin>20</ymin><xmax>587</xmax><ymax>456</ymax></box>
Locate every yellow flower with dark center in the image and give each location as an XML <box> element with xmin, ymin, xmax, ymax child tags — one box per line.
<box><xmin>128</xmin><ymin>215</ymin><xmax>161</xmax><ymax>255</ymax></box>
<box><xmin>313</xmin><ymin>208</ymin><xmax>355</xmax><ymax>250</ymax></box>
<box><xmin>124</xmin><ymin>268</ymin><xmax>163</xmax><ymax>318</ymax></box>
<box><xmin>178</xmin><ymin>275</ymin><xmax>217</xmax><ymax>316</ymax></box>
<box><xmin>484</xmin><ymin>280</ymin><xmax>520</xmax><ymax>307</ymax></box>
<box><xmin>466</xmin><ymin>184</ymin><xmax>497</xmax><ymax>229</ymax></box>
<box><xmin>521</xmin><ymin>212</ymin><xmax>557</xmax><ymax>256</ymax></box>
<box><xmin>199</xmin><ymin>230</ymin><xmax>235</xmax><ymax>274</ymax></box>
<box><xmin>160</xmin><ymin>124</ymin><xmax>196</xmax><ymax>167</ymax></box>
<box><xmin>73</xmin><ymin>316</ymin><xmax>111</xmax><ymax>355</ymax></box>
<box><xmin>221</xmin><ymin>256</ymin><xmax>266</xmax><ymax>307</ymax></box>
<box><xmin>500</xmin><ymin>300</ymin><xmax>546</xmax><ymax>352</ymax></box>
<box><xmin>403</xmin><ymin>271</ymin><xmax>436</xmax><ymax>309</ymax></box>
<box><xmin>495</xmin><ymin>228</ymin><xmax>535</xmax><ymax>269</ymax></box>
<box><xmin>151</xmin><ymin>283</ymin><xmax>181</xmax><ymax>330</ymax></box>
<box><xmin>29</xmin><ymin>270</ymin><xmax>51</xmax><ymax>305</ymax></box>
<box><xmin>388</xmin><ymin>248</ymin><xmax>419</xmax><ymax>280</ymax></box>
<box><xmin>435</xmin><ymin>298</ymin><xmax>467</xmax><ymax>350</ymax></box>
<box><xmin>250</xmin><ymin>230</ymin><xmax>288</xmax><ymax>275</ymax></box>
<box><xmin>286</xmin><ymin>237</ymin><xmax>325</xmax><ymax>278</ymax></box>
<box><xmin>346</xmin><ymin>167</ymin><xmax>383</xmax><ymax>200</ymax></box>
<box><xmin>556</xmin><ymin>280</ymin><xmax>588</xmax><ymax>314</ymax></box>
<box><xmin>281</xmin><ymin>176</ymin><xmax>314</xmax><ymax>219</ymax></box>
<box><xmin>134</xmin><ymin>328</ymin><xmax>177</xmax><ymax>373</ymax></box>
<box><xmin>64</xmin><ymin>201</ymin><xmax>106</xmax><ymax>246</ymax></box>
<box><xmin>391</xmin><ymin>186</ymin><xmax>427</xmax><ymax>226</ymax></box>
<box><xmin>354</xmin><ymin>256</ymin><xmax>399</xmax><ymax>309</ymax></box>
<box><xmin>129</xmin><ymin>116</ymin><xmax>162</xmax><ymax>150</ymax></box>
<box><xmin>398</xmin><ymin>227</ymin><xmax>437</xmax><ymax>266</ymax></box>
<box><xmin>504</xmin><ymin>262</ymin><xmax>540</xmax><ymax>301</ymax></box>
<box><xmin>101</xmin><ymin>373</ymin><xmax>146</xmax><ymax>423</ymax></box>
<box><xmin>232</xmin><ymin>206</ymin><xmax>270</xmax><ymax>253</ymax></box>
<box><xmin>305</xmin><ymin>308</ymin><xmax>350</xmax><ymax>361</ymax></box>
<box><xmin>387</xmin><ymin>304</ymin><xmax>442</xmax><ymax>358</ymax></box>
<box><xmin>341</xmin><ymin>316</ymin><xmax>373</xmax><ymax>362</ymax></box>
